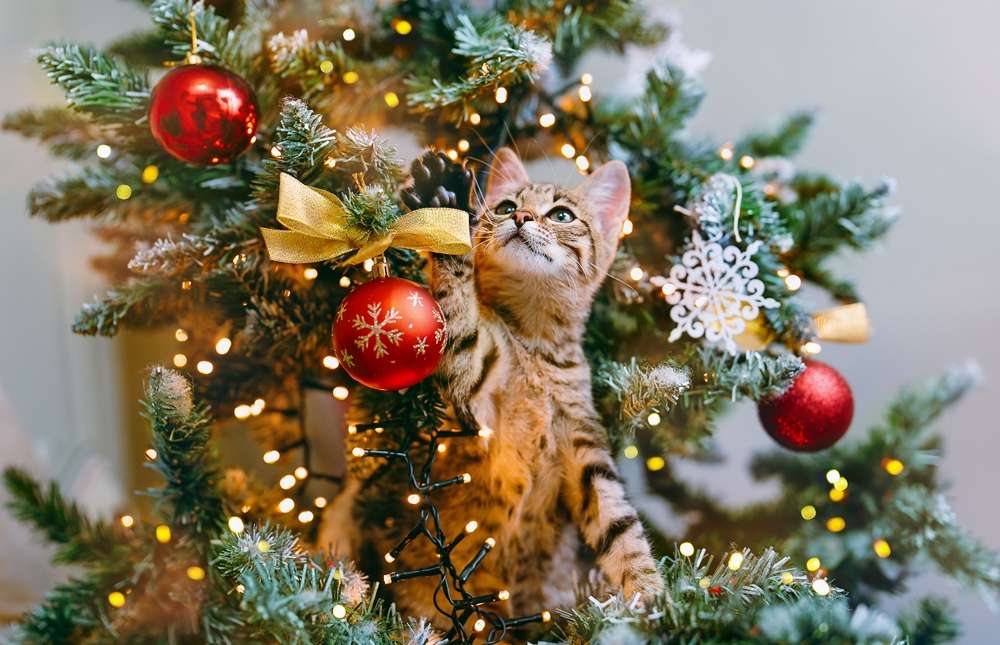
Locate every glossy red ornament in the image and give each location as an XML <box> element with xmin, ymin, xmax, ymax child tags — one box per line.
<box><xmin>148</xmin><ymin>64</ymin><xmax>258</xmax><ymax>165</ymax></box>
<box><xmin>332</xmin><ymin>277</ymin><xmax>447</xmax><ymax>391</ymax></box>
<box><xmin>757</xmin><ymin>360</ymin><xmax>854</xmax><ymax>452</ymax></box>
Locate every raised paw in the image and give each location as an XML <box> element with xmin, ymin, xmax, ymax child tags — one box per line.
<box><xmin>400</xmin><ymin>150</ymin><xmax>476</xmax><ymax>222</ymax></box>
<box><xmin>622</xmin><ymin>559</ymin><xmax>664</xmax><ymax>604</ymax></box>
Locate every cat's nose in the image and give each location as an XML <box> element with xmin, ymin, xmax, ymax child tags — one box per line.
<box><xmin>513</xmin><ymin>210</ymin><xmax>534</xmax><ymax>228</ymax></box>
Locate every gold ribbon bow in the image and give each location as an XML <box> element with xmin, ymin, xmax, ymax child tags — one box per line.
<box><xmin>261</xmin><ymin>173</ymin><xmax>471</xmax><ymax>265</ymax></box>
<box><xmin>735</xmin><ymin>302</ymin><xmax>871</xmax><ymax>351</ymax></box>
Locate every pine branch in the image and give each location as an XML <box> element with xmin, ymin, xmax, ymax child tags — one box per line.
<box><xmin>898</xmin><ymin>597</ymin><xmax>962</xmax><ymax>645</ymax></box>
<box><xmin>2</xmin><ymin>468</ymin><xmax>123</xmax><ymax>564</ymax></box>
<box><xmin>142</xmin><ymin>367</ymin><xmax>226</xmax><ymax>538</ymax></box>
<box><xmin>1</xmin><ymin>107</ymin><xmax>103</xmax><ymax>159</ymax></box>
<box><xmin>73</xmin><ymin>275</ymin><xmax>191</xmax><ymax>336</ymax></box>
<box><xmin>738</xmin><ymin>110</ymin><xmax>816</xmax><ymax>159</ymax></box>
<box><xmin>594</xmin><ymin>359</ymin><xmax>689</xmax><ymax>439</ymax></box>
<box><xmin>36</xmin><ymin>43</ymin><xmax>149</xmax><ymax>131</ymax></box>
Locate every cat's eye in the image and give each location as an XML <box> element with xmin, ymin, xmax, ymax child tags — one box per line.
<box><xmin>547</xmin><ymin>207</ymin><xmax>576</xmax><ymax>223</ymax></box>
<box><xmin>494</xmin><ymin>201</ymin><xmax>517</xmax><ymax>215</ymax></box>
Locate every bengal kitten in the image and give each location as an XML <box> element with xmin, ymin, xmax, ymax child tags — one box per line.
<box><xmin>321</xmin><ymin>148</ymin><xmax>662</xmax><ymax>625</ymax></box>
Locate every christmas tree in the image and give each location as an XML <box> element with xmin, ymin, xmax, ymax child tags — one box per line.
<box><xmin>3</xmin><ymin>0</ymin><xmax>998</xmax><ymax>643</ymax></box>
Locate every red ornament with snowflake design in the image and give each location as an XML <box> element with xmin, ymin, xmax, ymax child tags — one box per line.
<box><xmin>332</xmin><ymin>277</ymin><xmax>447</xmax><ymax>391</ymax></box>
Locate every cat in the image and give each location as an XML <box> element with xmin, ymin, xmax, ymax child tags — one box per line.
<box><xmin>320</xmin><ymin>148</ymin><xmax>662</xmax><ymax>627</ymax></box>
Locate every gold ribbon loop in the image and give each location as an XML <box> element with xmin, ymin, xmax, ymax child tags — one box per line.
<box><xmin>261</xmin><ymin>173</ymin><xmax>471</xmax><ymax>265</ymax></box>
<box><xmin>813</xmin><ymin>302</ymin><xmax>870</xmax><ymax>343</ymax></box>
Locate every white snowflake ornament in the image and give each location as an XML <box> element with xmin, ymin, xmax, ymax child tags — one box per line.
<box><xmin>663</xmin><ymin>232</ymin><xmax>779</xmax><ymax>354</ymax></box>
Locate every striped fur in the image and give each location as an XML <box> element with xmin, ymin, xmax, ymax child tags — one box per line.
<box><xmin>320</xmin><ymin>149</ymin><xmax>661</xmax><ymax>627</ymax></box>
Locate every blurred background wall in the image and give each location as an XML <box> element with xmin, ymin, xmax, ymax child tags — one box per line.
<box><xmin>0</xmin><ymin>0</ymin><xmax>997</xmax><ymax>638</ymax></box>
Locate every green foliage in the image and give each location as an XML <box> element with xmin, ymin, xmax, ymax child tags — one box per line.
<box><xmin>1</xmin><ymin>107</ymin><xmax>102</xmax><ymax>159</ymax></box>
<box><xmin>738</xmin><ymin>110</ymin><xmax>816</xmax><ymax>158</ymax></box>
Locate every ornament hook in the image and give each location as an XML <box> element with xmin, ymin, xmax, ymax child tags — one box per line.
<box><xmin>185</xmin><ymin>10</ymin><xmax>202</xmax><ymax>65</ymax></box>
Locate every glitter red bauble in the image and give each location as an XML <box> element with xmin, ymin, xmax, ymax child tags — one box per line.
<box><xmin>148</xmin><ymin>64</ymin><xmax>258</xmax><ymax>165</ymax></box>
<box><xmin>757</xmin><ymin>360</ymin><xmax>854</xmax><ymax>452</ymax></box>
<box><xmin>332</xmin><ymin>278</ymin><xmax>447</xmax><ymax>391</ymax></box>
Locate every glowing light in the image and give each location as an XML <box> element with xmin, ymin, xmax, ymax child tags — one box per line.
<box><xmin>575</xmin><ymin>155</ymin><xmax>590</xmax><ymax>172</ymax></box>
<box><xmin>578</xmin><ymin>85</ymin><xmax>592</xmax><ymax>102</ymax></box>
<box><xmin>647</xmin><ymin>412</ymin><xmax>661</xmax><ymax>426</ymax></box>
<box><xmin>465</xmin><ymin>520</ymin><xmax>478</xmax><ymax>533</ymax></box>
<box><xmin>142</xmin><ymin>165</ymin><xmax>159</xmax><ymax>184</ymax></box>
<box><xmin>116</xmin><ymin>184</ymin><xmax>132</xmax><ymax>200</ymax></box>
<box><xmin>739</xmin><ymin>155</ymin><xmax>756</xmax><ymax>169</ymax></box>
<box><xmin>581</xmin><ymin>72</ymin><xmax>593</xmax><ymax>85</ymax></box>
<box><xmin>270</xmin><ymin>145</ymin><xmax>282</xmax><ymax>158</ymax></box>
<box><xmin>145</xmin><ymin>448</ymin><xmax>157</xmax><ymax>461</ymax></box>
<box><xmin>322</xmin><ymin>355</ymin><xmax>340</xmax><ymax>370</ymax></box>
<box><xmin>825</xmin><ymin>469</ymin><xmax>841</xmax><ymax>484</ymax></box>
<box><xmin>437</xmin><ymin>443</ymin><xmax>448</xmax><ymax>454</ymax></box>
<box><xmin>173</xmin><ymin>353</ymin><xmax>188</xmax><ymax>368</ymax></box>
<box><xmin>873</xmin><ymin>539</ymin><xmax>892</xmax><ymax>558</ymax></box>
<box><xmin>780</xmin><ymin>571</ymin><xmax>795</xmax><ymax>585</ymax></box>
<box><xmin>215</xmin><ymin>337</ymin><xmax>232</xmax><ymax>355</ymax></box>
<box><xmin>342</xmin><ymin>28</ymin><xmax>356</xmax><ymax>41</ymax></box>
<box><xmin>96</xmin><ymin>144</ymin><xmax>112</xmax><ymax>158</ymax></box>
<box><xmin>120</xmin><ymin>514</ymin><xmax>135</xmax><ymax>528</ymax></box>
<box><xmin>473</xmin><ymin>619</ymin><xmax>486</xmax><ymax>632</ymax></box>
<box><xmin>294</xmin><ymin>466</ymin><xmax>308</xmax><ymax>480</ymax></box>
<box><xmin>228</xmin><ymin>516</ymin><xmax>245</xmax><ymax>534</ymax></box>
<box><xmin>352</xmin><ymin>447</ymin><xmax>366</xmax><ymax>457</ymax></box>
<box><xmin>384</xmin><ymin>552</ymin><xmax>395</xmax><ymax>563</ymax></box>
<box><xmin>805</xmin><ymin>557</ymin><xmax>821</xmax><ymax>572</ymax></box>
<box><xmin>363</xmin><ymin>258</ymin><xmax>375</xmax><ymax>271</ymax></box>
<box><xmin>661</xmin><ymin>283</ymin><xmax>676</xmax><ymax>296</ymax></box>
<box><xmin>623</xmin><ymin>445</ymin><xmax>639</xmax><ymax>459</ymax></box>
<box><xmin>324</xmin><ymin>156</ymin><xmax>337</xmax><ymax>169</ymax></box>
<box><xmin>314</xmin><ymin>496</ymin><xmax>328</xmax><ymax>508</ymax></box>
<box><xmin>811</xmin><ymin>578</ymin><xmax>831</xmax><ymax>596</ymax></box>
<box><xmin>279</xmin><ymin>474</ymin><xmax>297</xmax><ymax>490</ymax></box>
<box><xmin>884</xmin><ymin>458</ymin><xmax>905</xmax><ymax>475</ymax></box>
<box><xmin>833</xmin><ymin>477</ymin><xmax>848</xmax><ymax>492</ymax></box>
<box><xmin>277</xmin><ymin>498</ymin><xmax>295</xmax><ymax>513</ymax></box>
<box><xmin>298</xmin><ymin>510</ymin><xmax>315</xmax><ymax>523</ymax></box>
<box><xmin>727</xmin><ymin>551</ymin><xmax>744</xmax><ymax>570</ymax></box>
<box><xmin>646</xmin><ymin>456</ymin><xmax>665</xmax><ymax>472</ymax></box>
<box><xmin>679</xmin><ymin>542</ymin><xmax>695</xmax><ymax>557</ymax></box>
<box><xmin>236</xmin><ymin>584</ymin><xmax>245</xmax><ymax>593</ymax></box>
<box><xmin>495</xmin><ymin>86</ymin><xmax>508</xmax><ymax>104</ymax></box>
<box><xmin>263</xmin><ymin>450</ymin><xmax>280</xmax><ymax>464</ymax></box>
<box><xmin>629</xmin><ymin>266</ymin><xmax>644</xmax><ymax>281</ymax></box>
<box><xmin>497</xmin><ymin>589</ymin><xmax>510</xmax><ymax>601</ymax></box>
<box><xmin>155</xmin><ymin>525</ymin><xmax>171</xmax><ymax>543</ymax></box>
<box><xmin>187</xmin><ymin>566</ymin><xmax>206</xmax><ymax>581</ymax></box>
<box><xmin>383</xmin><ymin>574</ymin><xmax>393</xmax><ymax>585</ymax></box>
<box><xmin>332</xmin><ymin>386</ymin><xmax>349</xmax><ymax>400</ymax></box>
<box><xmin>560</xmin><ymin>143</ymin><xmax>576</xmax><ymax>158</ymax></box>
<box><xmin>698</xmin><ymin>577</ymin><xmax>711</xmax><ymax>589</ymax></box>
<box><xmin>802</xmin><ymin>341</ymin><xmax>822</xmax><ymax>355</ymax></box>
<box><xmin>542</xmin><ymin>610</ymin><xmax>552</xmax><ymax>622</ymax></box>
<box><xmin>395</xmin><ymin>19</ymin><xmax>413</xmax><ymax>35</ymax></box>
<box><xmin>343</xmin><ymin>71</ymin><xmax>359</xmax><ymax>84</ymax></box>
<box><xmin>539</xmin><ymin>112</ymin><xmax>556</xmax><ymax>127</ymax></box>
<box><xmin>621</xmin><ymin>219</ymin><xmax>633</xmax><ymax>236</ymax></box>
<box><xmin>478</xmin><ymin>426</ymin><xmax>494</xmax><ymax>439</ymax></box>
<box><xmin>469</xmin><ymin>112</ymin><xmax>482</xmax><ymax>125</ymax></box>
<box><xmin>826</xmin><ymin>517</ymin><xmax>846</xmax><ymax>533</ymax></box>
<box><xmin>446</xmin><ymin>149</ymin><xmax>459</xmax><ymax>161</ymax></box>
<box><xmin>196</xmin><ymin>360</ymin><xmax>214</xmax><ymax>375</ymax></box>
<box><xmin>175</xmin><ymin>328</ymin><xmax>189</xmax><ymax>342</ymax></box>
<box><xmin>181</xmin><ymin>280</ymin><xmax>192</xmax><ymax>290</ymax></box>
<box><xmin>784</xmin><ymin>274</ymin><xmax>802</xmax><ymax>291</ymax></box>
<box><xmin>800</xmin><ymin>505</ymin><xmax>817</xmax><ymax>520</ymax></box>
<box><xmin>319</xmin><ymin>60</ymin><xmax>334</xmax><ymax>74</ymax></box>
<box><xmin>303</xmin><ymin>267</ymin><xmax>319</xmax><ymax>280</ymax></box>
<box><xmin>339</xmin><ymin>276</ymin><xmax>351</xmax><ymax>287</ymax></box>
<box><xmin>257</xmin><ymin>540</ymin><xmax>270</xmax><ymax>553</ymax></box>
<box><xmin>719</xmin><ymin>144</ymin><xmax>734</xmax><ymax>161</ymax></box>
<box><xmin>332</xmin><ymin>603</ymin><xmax>347</xmax><ymax>619</ymax></box>
<box><xmin>829</xmin><ymin>488</ymin><xmax>846</xmax><ymax>502</ymax></box>
<box><xmin>485</xmin><ymin>537</ymin><xmax>497</xmax><ymax>548</ymax></box>
<box><xmin>347</xmin><ymin>425</ymin><xmax>358</xmax><ymax>435</ymax></box>
<box><xmin>108</xmin><ymin>591</ymin><xmax>126</xmax><ymax>608</ymax></box>
<box><xmin>234</xmin><ymin>404</ymin><xmax>251</xmax><ymax>420</ymax></box>
<box><xmin>384</xmin><ymin>91</ymin><xmax>400</xmax><ymax>108</ymax></box>
<box><xmin>406</xmin><ymin>493</ymin><xmax>421</xmax><ymax>505</ymax></box>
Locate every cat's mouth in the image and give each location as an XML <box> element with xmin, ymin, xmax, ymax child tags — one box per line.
<box><xmin>503</xmin><ymin>232</ymin><xmax>553</xmax><ymax>263</ymax></box>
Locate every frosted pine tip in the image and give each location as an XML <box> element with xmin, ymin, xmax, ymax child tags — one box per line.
<box><xmin>542</xmin><ymin>610</ymin><xmax>552</xmax><ymax>622</ymax></box>
<box><xmin>485</xmin><ymin>537</ymin><xmax>496</xmax><ymax>548</ymax></box>
<box><xmin>351</xmin><ymin>447</ymin><xmax>366</xmax><ymax>457</ymax></box>
<box><xmin>384</xmin><ymin>553</ymin><xmax>395</xmax><ymax>563</ymax></box>
<box><xmin>462</xmin><ymin>473</ymin><xmax>472</xmax><ymax>484</ymax></box>
<box><xmin>383</xmin><ymin>573</ymin><xmax>393</xmax><ymax>585</ymax></box>
<box><xmin>465</xmin><ymin>520</ymin><xmax>478</xmax><ymax>533</ymax></box>
<box><xmin>498</xmin><ymin>589</ymin><xmax>510</xmax><ymax>601</ymax></box>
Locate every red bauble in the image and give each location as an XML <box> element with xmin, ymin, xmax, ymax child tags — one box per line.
<box><xmin>332</xmin><ymin>278</ymin><xmax>447</xmax><ymax>391</ymax></box>
<box><xmin>148</xmin><ymin>64</ymin><xmax>258</xmax><ymax>165</ymax></box>
<box><xmin>757</xmin><ymin>360</ymin><xmax>854</xmax><ymax>452</ymax></box>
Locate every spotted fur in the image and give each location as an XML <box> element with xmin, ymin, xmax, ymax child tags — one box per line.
<box><xmin>321</xmin><ymin>148</ymin><xmax>661</xmax><ymax>627</ymax></box>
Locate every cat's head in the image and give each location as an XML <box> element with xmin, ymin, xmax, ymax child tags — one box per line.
<box><xmin>475</xmin><ymin>148</ymin><xmax>630</xmax><ymax>294</ymax></box>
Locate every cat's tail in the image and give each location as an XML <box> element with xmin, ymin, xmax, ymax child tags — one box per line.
<box><xmin>315</xmin><ymin>477</ymin><xmax>362</xmax><ymax>558</ymax></box>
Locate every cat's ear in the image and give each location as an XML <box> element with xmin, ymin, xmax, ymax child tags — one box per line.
<box><xmin>577</xmin><ymin>160</ymin><xmax>630</xmax><ymax>243</ymax></box>
<box><xmin>485</xmin><ymin>147</ymin><xmax>530</xmax><ymax>205</ymax></box>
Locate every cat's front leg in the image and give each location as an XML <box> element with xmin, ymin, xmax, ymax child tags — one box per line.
<box><xmin>562</xmin><ymin>424</ymin><xmax>663</xmax><ymax>602</ymax></box>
